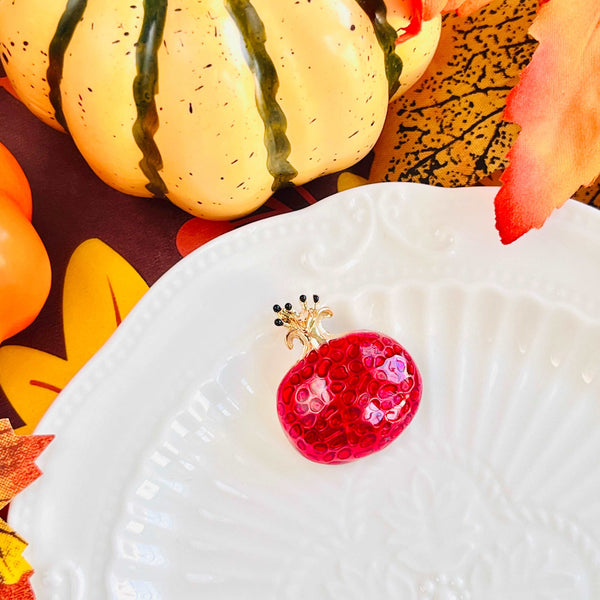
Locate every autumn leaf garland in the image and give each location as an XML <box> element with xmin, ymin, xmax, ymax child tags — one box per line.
<box><xmin>0</xmin><ymin>420</ymin><xmax>52</xmax><ymax>599</ymax></box>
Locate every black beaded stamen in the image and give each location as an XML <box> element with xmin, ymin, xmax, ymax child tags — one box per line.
<box><xmin>272</xmin><ymin>294</ymin><xmax>322</xmax><ymax>330</ymax></box>
<box><xmin>271</xmin><ymin>293</ymin><xmax>332</xmax><ymax>356</ymax></box>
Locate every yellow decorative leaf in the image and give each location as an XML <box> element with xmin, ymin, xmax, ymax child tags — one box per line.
<box><xmin>371</xmin><ymin>0</ymin><xmax>538</xmax><ymax>186</ymax></box>
<box><xmin>0</xmin><ymin>520</ymin><xmax>30</xmax><ymax>586</ymax></box>
<box><xmin>336</xmin><ymin>172</ymin><xmax>369</xmax><ymax>193</ymax></box>
<box><xmin>0</xmin><ymin>239</ymin><xmax>149</xmax><ymax>434</ymax></box>
<box><xmin>0</xmin><ymin>349</ymin><xmax>69</xmax><ymax>437</ymax></box>
<box><xmin>61</xmin><ymin>238</ymin><xmax>149</xmax><ymax>366</ymax></box>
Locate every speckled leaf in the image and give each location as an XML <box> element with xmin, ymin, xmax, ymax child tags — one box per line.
<box><xmin>372</xmin><ymin>0</ymin><xmax>538</xmax><ymax>188</ymax></box>
<box><xmin>573</xmin><ymin>180</ymin><xmax>600</xmax><ymax>210</ymax></box>
<box><xmin>495</xmin><ymin>0</ymin><xmax>600</xmax><ymax>243</ymax></box>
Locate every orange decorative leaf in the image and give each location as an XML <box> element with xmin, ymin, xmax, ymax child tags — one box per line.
<box><xmin>372</xmin><ymin>0</ymin><xmax>538</xmax><ymax>188</ymax></box>
<box><xmin>0</xmin><ymin>571</ymin><xmax>35</xmax><ymax>600</ymax></box>
<box><xmin>0</xmin><ymin>419</ymin><xmax>52</xmax><ymax>509</ymax></box>
<box><xmin>495</xmin><ymin>0</ymin><xmax>600</xmax><ymax>243</ymax></box>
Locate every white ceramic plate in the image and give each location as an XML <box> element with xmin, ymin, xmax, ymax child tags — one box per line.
<box><xmin>11</xmin><ymin>183</ymin><xmax>600</xmax><ymax>599</ymax></box>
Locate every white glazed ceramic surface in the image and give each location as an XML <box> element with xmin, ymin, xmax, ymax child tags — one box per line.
<box><xmin>10</xmin><ymin>183</ymin><xmax>600</xmax><ymax>599</ymax></box>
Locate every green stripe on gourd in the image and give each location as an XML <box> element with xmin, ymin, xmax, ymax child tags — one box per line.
<box><xmin>45</xmin><ymin>0</ymin><xmax>393</xmax><ymax>200</ymax></box>
<box><xmin>354</xmin><ymin>0</ymin><xmax>403</xmax><ymax>98</ymax></box>
<box><xmin>225</xmin><ymin>0</ymin><xmax>297</xmax><ymax>191</ymax></box>
<box><xmin>47</xmin><ymin>0</ymin><xmax>88</xmax><ymax>131</ymax></box>
<box><xmin>132</xmin><ymin>0</ymin><xmax>169</xmax><ymax>198</ymax></box>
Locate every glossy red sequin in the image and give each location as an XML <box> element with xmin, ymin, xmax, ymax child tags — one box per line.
<box><xmin>277</xmin><ymin>331</ymin><xmax>422</xmax><ymax>464</ymax></box>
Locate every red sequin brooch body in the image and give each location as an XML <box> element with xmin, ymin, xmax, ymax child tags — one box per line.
<box><xmin>274</xmin><ymin>295</ymin><xmax>422</xmax><ymax>464</ymax></box>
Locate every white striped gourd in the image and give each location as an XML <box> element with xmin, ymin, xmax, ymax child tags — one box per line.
<box><xmin>0</xmin><ymin>0</ymin><xmax>440</xmax><ymax>219</ymax></box>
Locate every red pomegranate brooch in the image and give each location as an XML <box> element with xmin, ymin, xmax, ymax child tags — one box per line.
<box><xmin>274</xmin><ymin>295</ymin><xmax>422</xmax><ymax>464</ymax></box>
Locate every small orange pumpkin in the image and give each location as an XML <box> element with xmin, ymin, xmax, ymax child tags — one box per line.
<box><xmin>0</xmin><ymin>142</ymin><xmax>51</xmax><ymax>344</ymax></box>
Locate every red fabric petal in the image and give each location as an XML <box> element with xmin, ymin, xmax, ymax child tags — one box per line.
<box><xmin>390</xmin><ymin>0</ymin><xmax>496</xmax><ymax>42</ymax></box>
<box><xmin>496</xmin><ymin>0</ymin><xmax>600</xmax><ymax>243</ymax></box>
<box><xmin>176</xmin><ymin>219</ymin><xmax>234</xmax><ymax>257</ymax></box>
<box><xmin>396</xmin><ymin>0</ymin><xmax>424</xmax><ymax>43</ymax></box>
<box><xmin>0</xmin><ymin>572</ymin><xmax>35</xmax><ymax>600</ymax></box>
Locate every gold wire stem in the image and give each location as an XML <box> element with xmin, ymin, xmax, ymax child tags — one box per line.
<box><xmin>273</xmin><ymin>295</ymin><xmax>332</xmax><ymax>356</ymax></box>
